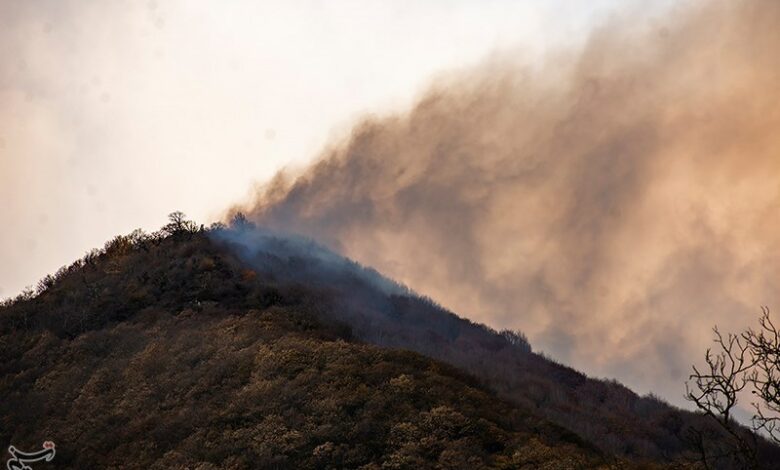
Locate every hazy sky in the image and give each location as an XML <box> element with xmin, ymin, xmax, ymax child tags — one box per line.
<box><xmin>238</xmin><ymin>0</ymin><xmax>780</xmax><ymax>407</ymax></box>
<box><xmin>0</xmin><ymin>0</ymin><xmax>655</xmax><ymax>299</ymax></box>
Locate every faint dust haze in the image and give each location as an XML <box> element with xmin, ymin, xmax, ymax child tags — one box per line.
<box><xmin>239</xmin><ymin>0</ymin><xmax>780</xmax><ymax>402</ymax></box>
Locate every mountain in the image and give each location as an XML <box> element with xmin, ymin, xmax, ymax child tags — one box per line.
<box><xmin>0</xmin><ymin>219</ymin><xmax>776</xmax><ymax>468</ymax></box>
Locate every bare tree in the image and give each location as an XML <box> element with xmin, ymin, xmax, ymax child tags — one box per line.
<box><xmin>686</xmin><ymin>307</ymin><xmax>780</xmax><ymax>469</ymax></box>
<box><xmin>163</xmin><ymin>211</ymin><xmax>197</xmax><ymax>236</ymax></box>
<box><xmin>686</xmin><ymin>325</ymin><xmax>757</xmax><ymax>468</ymax></box>
<box><xmin>744</xmin><ymin>307</ymin><xmax>780</xmax><ymax>445</ymax></box>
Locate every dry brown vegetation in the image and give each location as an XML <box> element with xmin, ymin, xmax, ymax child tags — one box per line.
<box><xmin>0</xmin><ymin>220</ymin><xmax>609</xmax><ymax>469</ymax></box>
<box><xmin>0</xmin><ymin>216</ymin><xmax>775</xmax><ymax>468</ymax></box>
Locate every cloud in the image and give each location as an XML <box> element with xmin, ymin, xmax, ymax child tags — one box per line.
<box><xmin>240</xmin><ymin>0</ymin><xmax>780</xmax><ymax>404</ymax></box>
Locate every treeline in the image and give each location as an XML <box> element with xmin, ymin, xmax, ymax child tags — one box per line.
<box><xmin>0</xmin><ymin>212</ymin><xmax>331</xmax><ymax>338</ymax></box>
<box><xmin>3</xmin><ymin>212</ymin><xmax>202</xmax><ymax>306</ymax></box>
<box><xmin>2</xmin><ymin>213</ymin><xmax>778</xmax><ymax>467</ymax></box>
<box><xmin>0</xmin><ymin>213</ymin><xmax>609</xmax><ymax>469</ymax></box>
<box><xmin>209</xmin><ymin>221</ymin><xmax>780</xmax><ymax>466</ymax></box>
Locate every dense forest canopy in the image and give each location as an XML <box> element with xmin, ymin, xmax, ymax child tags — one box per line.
<box><xmin>1</xmin><ymin>213</ymin><xmax>778</xmax><ymax>468</ymax></box>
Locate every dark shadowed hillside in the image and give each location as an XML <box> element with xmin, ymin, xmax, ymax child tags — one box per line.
<box><xmin>0</xmin><ymin>223</ymin><xmax>610</xmax><ymax>469</ymax></box>
<box><xmin>0</xmin><ymin>219</ymin><xmax>777</xmax><ymax>468</ymax></box>
<box><xmin>214</xmin><ymin>224</ymin><xmax>780</xmax><ymax>468</ymax></box>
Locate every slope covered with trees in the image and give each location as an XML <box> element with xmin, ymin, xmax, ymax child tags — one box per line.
<box><xmin>1</xmin><ymin>214</ymin><xmax>778</xmax><ymax>468</ymax></box>
<box><xmin>0</xmin><ymin>218</ymin><xmax>608</xmax><ymax>469</ymax></box>
<box><xmin>214</xmin><ymin>221</ymin><xmax>780</xmax><ymax>467</ymax></box>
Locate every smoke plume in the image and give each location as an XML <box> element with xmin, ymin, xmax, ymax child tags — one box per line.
<box><xmin>240</xmin><ymin>0</ymin><xmax>780</xmax><ymax>403</ymax></box>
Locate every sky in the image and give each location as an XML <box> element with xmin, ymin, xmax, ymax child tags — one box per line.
<box><xmin>6</xmin><ymin>0</ymin><xmax>773</xmax><ymax>409</ymax></box>
<box><xmin>239</xmin><ymin>0</ymin><xmax>780</xmax><ymax>407</ymax></box>
<box><xmin>0</xmin><ymin>0</ymin><xmax>642</xmax><ymax>299</ymax></box>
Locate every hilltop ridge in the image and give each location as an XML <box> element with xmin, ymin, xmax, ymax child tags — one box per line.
<box><xmin>1</xmin><ymin>216</ymin><xmax>777</xmax><ymax>468</ymax></box>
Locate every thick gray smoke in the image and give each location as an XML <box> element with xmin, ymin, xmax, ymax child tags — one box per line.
<box><xmin>239</xmin><ymin>0</ymin><xmax>780</xmax><ymax>404</ymax></box>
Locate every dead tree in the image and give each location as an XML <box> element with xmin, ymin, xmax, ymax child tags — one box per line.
<box><xmin>686</xmin><ymin>307</ymin><xmax>780</xmax><ymax>469</ymax></box>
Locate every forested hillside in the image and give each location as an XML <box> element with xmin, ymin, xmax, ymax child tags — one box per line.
<box><xmin>0</xmin><ymin>221</ymin><xmax>605</xmax><ymax>469</ymax></box>
<box><xmin>1</xmin><ymin>216</ymin><xmax>777</xmax><ymax>468</ymax></box>
<box><xmin>214</xmin><ymin>223</ymin><xmax>780</xmax><ymax>467</ymax></box>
